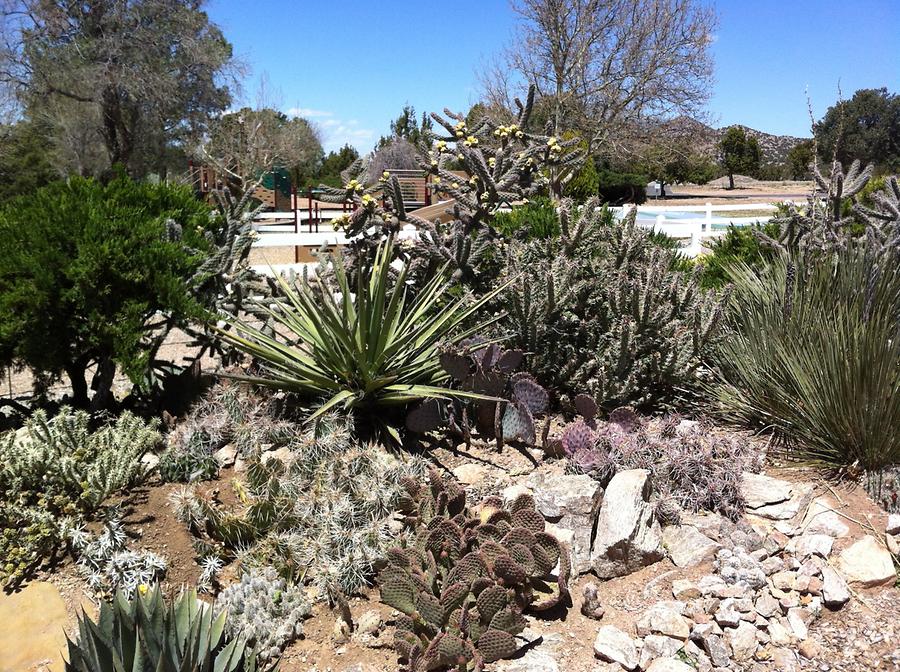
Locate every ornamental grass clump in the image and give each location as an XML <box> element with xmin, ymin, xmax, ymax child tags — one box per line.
<box><xmin>214</xmin><ymin>236</ymin><xmax>508</xmax><ymax>439</ymax></box>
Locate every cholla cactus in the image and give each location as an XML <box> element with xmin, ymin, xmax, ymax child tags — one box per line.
<box><xmin>378</xmin><ymin>469</ymin><xmax>569</xmax><ymax>671</ymax></box>
<box><xmin>505</xmin><ymin>201</ymin><xmax>727</xmax><ymax>410</ymax></box>
<box><xmin>172</xmin><ymin>414</ymin><xmax>427</xmax><ymax>603</ymax></box>
<box><xmin>70</xmin><ymin>514</ymin><xmax>167</xmax><ymax>600</ymax></box>
<box><xmin>557</xmin><ymin>410</ymin><xmax>760</xmax><ymax>521</ymax></box>
<box><xmin>215</xmin><ymin>567</ymin><xmax>311</xmax><ymax>661</ymax></box>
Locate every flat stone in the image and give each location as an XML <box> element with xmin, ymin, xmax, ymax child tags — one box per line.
<box><xmin>751</xmin><ymin>484</ymin><xmax>814</xmax><ymax>521</ymax></box>
<box><xmin>638</xmin><ymin>634</ymin><xmax>683</xmax><ymax>669</ymax></box>
<box><xmin>786</xmin><ymin>534</ymin><xmax>834</xmax><ymax>559</ymax></box>
<box><xmin>800</xmin><ymin>497</ymin><xmax>849</xmax><ymax>538</ymax></box>
<box><xmin>741</xmin><ymin>473</ymin><xmax>792</xmax><ymax>509</ymax></box>
<box><xmin>590</xmin><ymin>469</ymin><xmax>664</xmax><ymax>578</ymax></box>
<box><xmin>213</xmin><ymin>443</ymin><xmax>237</xmax><ymax>467</ymax></box>
<box><xmin>771</xmin><ymin>647</ymin><xmax>799</xmax><ymax>671</ymax></box>
<box><xmin>0</xmin><ymin>581</ymin><xmax>68</xmax><ymax>672</ymax></box>
<box><xmin>887</xmin><ymin>514</ymin><xmax>900</xmax><ymax>536</ymax></box>
<box><xmin>663</xmin><ymin>525</ymin><xmax>721</xmax><ymax>568</ymax></box>
<box><xmin>451</xmin><ymin>463</ymin><xmax>489</xmax><ymax>485</ymax></box>
<box><xmin>636</xmin><ymin>603</ymin><xmax>692</xmax><ymax>639</ymax></box>
<box><xmin>727</xmin><ymin>620</ymin><xmax>758</xmax><ymax>661</ymax></box>
<box><xmin>528</xmin><ymin>471</ymin><xmax>603</xmax><ymax>575</ymax></box>
<box><xmin>680</xmin><ymin>511</ymin><xmax>727</xmax><ymax>541</ymax></box>
<box><xmin>261</xmin><ymin>446</ymin><xmax>294</xmax><ymax>465</ymax></box>
<box><xmin>646</xmin><ymin>658</ymin><xmax>695</xmax><ymax>672</ymax></box>
<box><xmin>672</xmin><ymin>579</ymin><xmax>701</xmax><ymax>601</ymax></box>
<box><xmin>786</xmin><ymin>608</ymin><xmax>809</xmax><ymax>640</ymax></box>
<box><xmin>755</xmin><ymin>591</ymin><xmax>779</xmax><ymax>618</ymax></box>
<box><xmin>819</xmin><ymin>565</ymin><xmax>850</xmax><ymax>608</ymax></box>
<box><xmin>593</xmin><ymin>624</ymin><xmax>639</xmax><ymax>670</ymax></box>
<box><xmin>496</xmin><ymin>648</ymin><xmax>559</xmax><ymax>672</ymax></box>
<box><xmin>835</xmin><ymin>536</ymin><xmax>896</xmax><ymax>587</ymax></box>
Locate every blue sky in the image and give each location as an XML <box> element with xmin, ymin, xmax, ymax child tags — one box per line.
<box><xmin>206</xmin><ymin>0</ymin><xmax>900</xmax><ymax>152</ymax></box>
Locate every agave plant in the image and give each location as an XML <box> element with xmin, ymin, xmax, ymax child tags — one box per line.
<box><xmin>215</xmin><ymin>236</ymin><xmax>508</xmax><ymax>438</ymax></box>
<box><xmin>66</xmin><ymin>585</ymin><xmax>269</xmax><ymax>672</ymax></box>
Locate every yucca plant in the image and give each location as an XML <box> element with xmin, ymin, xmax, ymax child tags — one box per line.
<box><xmin>711</xmin><ymin>245</ymin><xmax>900</xmax><ymax>477</ymax></box>
<box><xmin>215</xmin><ymin>236</ymin><xmax>509</xmax><ymax>438</ymax></box>
<box><xmin>66</xmin><ymin>585</ymin><xmax>270</xmax><ymax>672</ymax></box>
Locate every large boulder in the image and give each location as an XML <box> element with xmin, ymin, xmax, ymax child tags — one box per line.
<box><xmin>590</xmin><ymin>469</ymin><xmax>664</xmax><ymax>578</ymax></box>
<box><xmin>0</xmin><ymin>581</ymin><xmax>69</xmax><ymax>672</ymax></box>
<box><xmin>835</xmin><ymin>536</ymin><xmax>896</xmax><ymax>587</ymax></box>
<box><xmin>527</xmin><ymin>472</ymin><xmax>603</xmax><ymax>574</ymax></box>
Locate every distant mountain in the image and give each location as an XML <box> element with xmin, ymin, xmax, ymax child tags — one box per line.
<box><xmin>657</xmin><ymin>117</ymin><xmax>810</xmax><ymax>165</ymax></box>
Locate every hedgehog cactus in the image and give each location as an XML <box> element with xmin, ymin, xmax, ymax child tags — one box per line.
<box><xmin>406</xmin><ymin>342</ymin><xmax>548</xmax><ymax>449</ymax></box>
<box><xmin>379</xmin><ymin>470</ymin><xmax>570</xmax><ymax>671</ymax></box>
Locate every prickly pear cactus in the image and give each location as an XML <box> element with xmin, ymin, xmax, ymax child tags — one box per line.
<box><xmin>378</xmin><ymin>470</ymin><xmax>570</xmax><ymax>671</ymax></box>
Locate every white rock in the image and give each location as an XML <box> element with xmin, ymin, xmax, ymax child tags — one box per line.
<box><xmin>140</xmin><ymin>452</ymin><xmax>160</xmax><ymax>470</ymax></box>
<box><xmin>800</xmin><ymin>497</ymin><xmax>849</xmax><ymax>538</ymax></box>
<box><xmin>886</xmin><ymin>514</ymin><xmax>900</xmax><ymax>536</ymax></box>
<box><xmin>636</xmin><ymin>603</ymin><xmax>691</xmax><ymax>639</ymax></box>
<box><xmin>835</xmin><ymin>536</ymin><xmax>896</xmax><ymax>587</ymax></box>
<box><xmin>672</xmin><ymin>579</ymin><xmax>701</xmax><ymax>601</ymax></box>
<box><xmin>451</xmin><ymin>463</ymin><xmax>489</xmax><ymax>486</ymax></box>
<box><xmin>638</xmin><ymin>634</ymin><xmax>683</xmax><ymax>669</ymax></box>
<box><xmin>786</xmin><ymin>533</ymin><xmax>834</xmax><ymax>559</ymax></box>
<box><xmin>727</xmin><ymin>620</ymin><xmax>758</xmax><ymax>661</ymax></box>
<box><xmin>213</xmin><ymin>443</ymin><xmax>237</xmax><ymax>467</ymax></box>
<box><xmin>662</xmin><ymin>525</ymin><xmax>721</xmax><ymax>568</ymax></box>
<box><xmin>820</xmin><ymin>565</ymin><xmax>850</xmax><ymax>608</ymax></box>
<box><xmin>528</xmin><ymin>472</ymin><xmax>603</xmax><ymax>575</ymax></box>
<box><xmin>768</xmin><ymin>618</ymin><xmax>793</xmax><ymax>646</ymax></box>
<box><xmin>752</xmin><ymin>484</ymin><xmax>815</xmax><ymax>521</ymax></box>
<box><xmin>741</xmin><ymin>472</ymin><xmax>792</xmax><ymax>509</ymax></box>
<box><xmin>590</xmin><ymin>469</ymin><xmax>664</xmax><ymax>578</ymax></box>
<box><xmin>646</xmin><ymin>658</ymin><xmax>694</xmax><ymax>672</ymax></box>
<box><xmin>496</xmin><ymin>648</ymin><xmax>559</xmax><ymax>672</ymax></box>
<box><xmin>593</xmin><ymin>625</ymin><xmax>639</xmax><ymax>670</ymax></box>
<box><xmin>786</xmin><ymin>608</ymin><xmax>808</xmax><ymax>640</ymax></box>
<box><xmin>755</xmin><ymin>591</ymin><xmax>780</xmax><ymax>618</ymax></box>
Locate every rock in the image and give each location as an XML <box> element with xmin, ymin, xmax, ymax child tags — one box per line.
<box><xmin>754</xmin><ymin>591</ymin><xmax>779</xmax><ymax>618</ymax></box>
<box><xmin>593</xmin><ymin>625</ymin><xmax>639</xmax><ymax>670</ymax></box>
<box><xmin>797</xmin><ymin>638</ymin><xmax>821</xmax><ymax>659</ymax></box>
<box><xmin>800</xmin><ymin>497</ymin><xmax>849</xmax><ymax>538</ymax></box>
<box><xmin>887</xmin><ymin>513</ymin><xmax>900</xmax><ymax>536</ymax></box>
<box><xmin>741</xmin><ymin>473</ymin><xmax>792</xmax><ymax>509</ymax></box>
<box><xmin>748</xmin><ymin>480</ymin><xmax>814</xmax><ymax>521</ymax></box>
<box><xmin>581</xmin><ymin>582</ymin><xmax>605</xmax><ymax>620</ymax></box>
<box><xmin>767</xmin><ymin>618</ymin><xmax>793</xmax><ymax>646</ymax></box>
<box><xmin>672</xmin><ymin>579</ymin><xmax>701</xmax><ymax>601</ymax></box>
<box><xmin>695</xmin><ymin>632</ymin><xmax>730</xmax><ymax>667</ymax></box>
<box><xmin>727</xmin><ymin>621</ymin><xmax>758</xmax><ymax>661</ymax></box>
<box><xmin>680</xmin><ymin>511</ymin><xmax>727</xmax><ymax>542</ymax></box>
<box><xmin>636</xmin><ymin>603</ymin><xmax>691</xmax><ymax>639</ymax></box>
<box><xmin>141</xmin><ymin>451</ymin><xmax>160</xmax><ymax>470</ymax></box>
<box><xmin>501</xmin><ymin>483</ymin><xmax>533</xmax><ymax>504</ymax></box>
<box><xmin>818</xmin><ymin>564</ymin><xmax>850</xmax><ymax>608</ymax></box>
<box><xmin>590</xmin><ymin>469</ymin><xmax>664</xmax><ymax>578</ymax></box>
<box><xmin>213</xmin><ymin>443</ymin><xmax>237</xmax><ymax>467</ymax></box>
<box><xmin>646</xmin><ymin>658</ymin><xmax>695</xmax><ymax>672</ymax></box>
<box><xmin>528</xmin><ymin>472</ymin><xmax>603</xmax><ymax>575</ymax></box>
<box><xmin>639</xmin><ymin>634</ymin><xmax>684</xmax><ymax>668</ymax></box>
<box><xmin>713</xmin><ymin>600</ymin><xmax>741</xmax><ymax>628</ymax></box>
<box><xmin>887</xmin><ymin>533</ymin><xmax>900</xmax><ymax>556</ymax></box>
<box><xmin>662</xmin><ymin>525</ymin><xmax>721</xmax><ymax>568</ymax></box>
<box><xmin>786</xmin><ymin>608</ymin><xmax>808</xmax><ymax>640</ymax></box>
<box><xmin>496</xmin><ymin>649</ymin><xmax>560</xmax><ymax>672</ymax></box>
<box><xmin>451</xmin><ymin>463</ymin><xmax>489</xmax><ymax>486</ymax></box>
<box><xmin>0</xmin><ymin>581</ymin><xmax>69</xmax><ymax>672</ymax></box>
<box><xmin>355</xmin><ymin>610</ymin><xmax>382</xmax><ymax>637</ymax></box>
<box><xmin>785</xmin><ymin>533</ymin><xmax>833</xmax><ymax>558</ymax></box>
<box><xmin>682</xmin><ymin>640</ymin><xmax>713</xmax><ymax>672</ymax></box>
<box><xmin>759</xmin><ymin>556</ymin><xmax>784</xmax><ymax>576</ymax></box>
<box><xmin>835</xmin><ymin>536</ymin><xmax>896</xmax><ymax>587</ymax></box>
<box><xmin>697</xmin><ymin>575</ymin><xmax>727</xmax><ymax>597</ymax></box>
<box><xmin>770</xmin><ymin>570</ymin><xmax>798</xmax><ymax>591</ymax></box>
<box><xmin>770</xmin><ymin>647</ymin><xmax>799</xmax><ymax>671</ymax></box>
<box><xmin>261</xmin><ymin>446</ymin><xmax>294</xmax><ymax>466</ymax></box>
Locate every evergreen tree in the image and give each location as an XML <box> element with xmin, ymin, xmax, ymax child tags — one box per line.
<box><xmin>718</xmin><ymin>127</ymin><xmax>761</xmax><ymax>189</ymax></box>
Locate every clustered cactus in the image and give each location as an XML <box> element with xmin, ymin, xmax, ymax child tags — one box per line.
<box><xmin>69</xmin><ymin>513</ymin><xmax>167</xmax><ymax>600</ymax></box>
<box><xmin>377</xmin><ymin>470</ymin><xmax>569</xmax><ymax>671</ymax></box>
<box><xmin>171</xmin><ymin>413</ymin><xmax>426</xmax><ymax>602</ymax></box>
<box><xmin>406</xmin><ymin>342</ymin><xmax>549</xmax><ymax>449</ymax></box>
<box><xmin>160</xmin><ymin>381</ymin><xmax>294</xmax><ymax>482</ymax></box>
<box><xmin>555</xmin><ymin>405</ymin><xmax>761</xmax><ymax>521</ymax></box>
<box><xmin>505</xmin><ymin>199</ymin><xmax>727</xmax><ymax>411</ymax></box>
<box><xmin>0</xmin><ymin>408</ymin><xmax>160</xmax><ymax>585</ymax></box>
<box><xmin>214</xmin><ymin>567</ymin><xmax>311</xmax><ymax>661</ymax></box>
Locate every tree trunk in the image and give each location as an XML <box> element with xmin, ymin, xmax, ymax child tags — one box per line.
<box><xmin>65</xmin><ymin>361</ymin><xmax>90</xmax><ymax>408</ymax></box>
<box><xmin>90</xmin><ymin>357</ymin><xmax>117</xmax><ymax>413</ymax></box>
<box><xmin>727</xmin><ymin>173</ymin><xmax>735</xmax><ymax>190</ymax></box>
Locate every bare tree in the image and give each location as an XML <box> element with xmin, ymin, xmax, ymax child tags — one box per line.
<box><xmin>481</xmin><ymin>0</ymin><xmax>717</xmax><ymax>152</ymax></box>
<box><xmin>1</xmin><ymin>0</ymin><xmax>238</xmax><ymax>177</ymax></box>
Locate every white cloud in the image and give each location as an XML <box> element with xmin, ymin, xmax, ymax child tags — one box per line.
<box><xmin>283</xmin><ymin>108</ymin><xmax>374</xmax><ymax>151</ymax></box>
<box><xmin>286</xmin><ymin>107</ymin><xmax>333</xmax><ymax>118</ymax></box>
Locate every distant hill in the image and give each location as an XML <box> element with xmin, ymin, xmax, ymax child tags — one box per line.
<box><xmin>658</xmin><ymin>117</ymin><xmax>809</xmax><ymax>165</ymax></box>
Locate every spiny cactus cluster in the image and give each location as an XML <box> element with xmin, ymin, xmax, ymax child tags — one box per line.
<box><xmin>377</xmin><ymin>469</ymin><xmax>569</xmax><ymax>671</ymax></box>
<box><xmin>214</xmin><ymin>567</ymin><xmax>311</xmax><ymax>661</ymax></box>
<box><xmin>69</xmin><ymin>514</ymin><xmax>167</xmax><ymax>599</ymax></box>
<box><xmin>171</xmin><ymin>413</ymin><xmax>426</xmax><ymax>602</ymax></box>
<box><xmin>314</xmin><ymin>85</ymin><xmax>582</xmax><ymax>286</ymax></box>
<box><xmin>762</xmin><ymin>160</ymin><xmax>900</xmax><ymax>259</ymax></box>
<box><xmin>505</xmin><ymin>198</ymin><xmax>727</xmax><ymax>411</ymax></box>
<box><xmin>405</xmin><ymin>342</ymin><xmax>549</xmax><ymax>448</ymax></box>
<box><xmin>0</xmin><ymin>408</ymin><xmax>160</xmax><ymax>585</ymax></box>
<box><xmin>161</xmin><ymin>381</ymin><xmax>294</xmax><ymax>482</ymax></box>
<box><xmin>556</xmin><ymin>406</ymin><xmax>761</xmax><ymax>521</ymax></box>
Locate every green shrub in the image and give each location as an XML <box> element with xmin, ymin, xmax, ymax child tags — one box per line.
<box><xmin>698</xmin><ymin>222</ymin><xmax>780</xmax><ymax>289</ymax></box>
<box><xmin>0</xmin><ymin>175</ymin><xmax>214</xmax><ymax>408</ymax></box>
<box><xmin>564</xmin><ymin>154</ymin><xmax>600</xmax><ymax>202</ymax></box>
<box><xmin>66</xmin><ymin>585</ymin><xmax>267</xmax><ymax>672</ymax></box>
<box><xmin>711</xmin><ymin>246</ymin><xmax>900</xmax><ymax>476</ymax></box>
<box><xmin>215</xmin><ymin>236</ymin><xmax>508</xmax><ymax>439</ymax></box>
<box><xmin>505</xmin><ymin>199</ymin><xmax>726</xmax><ymax>411</ymax></box>
<box><xmin>0</xmin><ymin>408</ymin><xmax>160</xmax><ymax>585</ymax></box>
<box><xmin>492</xmin><ymin>196</ymin><xmax>559</xmax><ymax>240</ymax></box>
<box><xmin>596</xmin><ymin>168</ymin><xmax>648</xmax><ymax>205</ymax></box>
